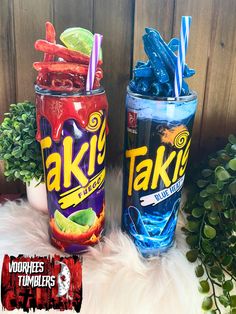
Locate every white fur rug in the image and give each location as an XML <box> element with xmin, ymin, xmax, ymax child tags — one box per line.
<box><xmin>0</xmin><ymin>169</ymin><xmax>202</xmax><ymax>314</ymax></box>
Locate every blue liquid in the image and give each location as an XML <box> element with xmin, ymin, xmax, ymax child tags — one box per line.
<box><xmin>122</xmin><ymin>91</ymin><xmax>197</xmax><ymax>257</ymax></box>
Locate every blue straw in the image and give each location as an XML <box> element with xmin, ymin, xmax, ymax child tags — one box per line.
<box><xmin>174</xmin><ymin>16</ymin><xmax>192</xmax><ymax>97</ymax></box>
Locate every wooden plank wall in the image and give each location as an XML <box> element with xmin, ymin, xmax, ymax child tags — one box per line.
<box><xmin>0</xmin><ymin>0</ymin><xmax>236</xmax><ymax>192</ymax></box>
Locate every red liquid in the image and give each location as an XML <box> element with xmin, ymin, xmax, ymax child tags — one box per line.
<box><xmin>36</xmin><ymin>91</ymin><xmax>108</xmax><ymax>142</ymax></box>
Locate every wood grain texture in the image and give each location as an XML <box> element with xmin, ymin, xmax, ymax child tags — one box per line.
<box><xmin>133</xmin><ymin>0</ymin><xmax>174</xmax><ymax>64</ymax></box>
<box><xmin>13</xmin><ymin>0</ymin><xmax>52</xmax><ymax>102</ymax></box>
<box><xmin>0</xmin><ymin>0</ymin><xmax>16</xmax><ymax>121</ymax></box>
<box><xmin>53</xmin><ymin>0</ymin><xmax>93</xmax><ymax>40</ymax></box>
<box><xmin>93</xmin><ymin>0</ymin><xmax>134</xmax><ymax>164</ymax></box>
<box><xmin>172</xmin><ymin>0</ymin><xmax>214</xmax><ymax>154</ymax></box>
<box><xmin>226</xmin><ymin>54</ymin><xmax>236</xmax><ymax>136</ymax></box>
<box><xmin>0</xmin><ymin>0</ymin><xmax>236</xmax><ymax>192</ymax></box>
<box><xmin>0</xmin><ymin>0</ymin><xmax>20</xmax><ymax>193</ymax></box>
<box><xmin>200</xmin><ymin>0</ymin><xmax>236</xmax><ymax>153</ymax></box>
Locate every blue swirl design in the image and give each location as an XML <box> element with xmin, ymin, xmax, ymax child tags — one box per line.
<box><xmin>126</xmin><ymin>199</ymin><xmax>181</xmax><ymax>256</ymax></box>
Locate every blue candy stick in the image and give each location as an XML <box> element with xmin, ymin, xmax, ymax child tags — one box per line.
<box><xmin>145</xmin><ymin>29</ymin><xmax>176</xmax><ymax>76</ymax></box>
<box><xmin>134</xmin><ymin>66</ymin><xmax>153</xmax><ymax>78</ymax></box>
<box><xmin>163</xmin><ymin>82</ymin><xmax>174</xmax><ymax>97</ymax></box>
<box><xmin>143</xmin><ymin>34</ymin><xmax>169</xmax><ymax>83</ymax></box>
<box><xmin>168</xmin><ymin>38</ymin><xmax>195</xmax><ymax>78</ymax></box>
<box><xmin>147</xmin><ymin>28</ymin><xmax>194</xmax><ymax>80</ymax></box>
<box><xmin>136</xmin><ymin>78</ymin><xmax>152</xmax><ymax>94</ymax></box>
<box><xmin>150</xmin><ymin>82</ymin><xmax>161</xmax><ymax>96</ymax></box>
<box><xmin>168</xmin><ymin>38</ymin><xmax>179</xmax><ymax>52</ymax></box>
<box><xmin>183</xmin><ymin>66</ymin><xmax>195</xmax><ymax>78</ymax></box>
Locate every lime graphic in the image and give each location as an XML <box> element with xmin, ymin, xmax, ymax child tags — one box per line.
<box><xmin>68</xmin><ymin>208</ymin><xmax>97</xmax><ymax>227</ymax></box>
<box><xmin>54</xmin><ymin>210</ymin><xmax>89</xmax><ymax>234</ymax></box>
<box><xmin>60</xmin><ymin>27</ymin><xmax>102</xmax><ymax>59</ymax></box>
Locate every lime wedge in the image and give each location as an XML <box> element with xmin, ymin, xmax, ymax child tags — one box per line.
<box><xmin>60</xmin><ymin>27</ymin><xmax>102</xmax><ymax>59</ymax></box>
<box><xmin>68</xmin><ymin>208</ymin><xmax>96</xmax><ymax>227</ymax></box>
<box><xmin>54</xmin><ymin>210</ymin><xmax>89</xmax><ymax>234</ymax></box>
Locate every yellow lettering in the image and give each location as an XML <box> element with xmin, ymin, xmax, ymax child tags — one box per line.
<box><xmin>133</xmin><ymin>159</ymin><xmax>153</xmax><ymax>192</ymax></box>
<box><xmin>172</xmin><ymin>150</ymin><xmax>183</xmax><ymax>182</ymax></box>
<box><xmin>126</xmin><ymin>146</ymin><xmax>147</xmax><ymax>196</ymax></box>
<box><xmin>151</xmin><ymin>146</ymin><xmax>176</xmax><ymax>189</ymax></box>
<box><xmin>40</xmin><ymin>136</ymin><xmax>52</xmax><ymax>178</ymax></box>
<box><xmin>46</xmin><ymin>153</ymin><xmax>61</xmax><ymax>192</ymax></box>
<box><xmin>179</xmin><ymin>139</ymin><xmax>191</xmax><ymax>177</ymax></box>
<box><xmin>63</xmin><ymin>136</ymin><xmax>89</xmax><ymax>188</ymax></box>
<box><xmin>88</xmin><ymin>135</ymin><xmax>97</xmax><ymax>176</ymax></box>
<box><xmin>97</xmin><ymin>118</ymin><xmax>106</xmax><ymax>165</ymax></box>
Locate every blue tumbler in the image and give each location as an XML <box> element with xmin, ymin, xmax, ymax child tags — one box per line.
<box><xmin>122</xmin><ymin>89</ymin><xmax>198</xmax><ymax>257</ymax></box>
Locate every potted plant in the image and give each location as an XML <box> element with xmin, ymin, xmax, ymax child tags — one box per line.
<box><xmin>184</xmin><ymin>134</ymin><xmax>236</xmax><ymax>313</ymax></box>
<box><xmin>0</xmin><ymin>101</ymin><xmax>47</xmax><ymax>212</ymax></box>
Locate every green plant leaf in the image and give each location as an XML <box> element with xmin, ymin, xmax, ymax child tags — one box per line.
<box><xmin>228</xmin><ymin>158</ymin><xmax>236</xmax><ymax>171</ymax></box>
<box><xmin>187</xmin><ymin>220</ymin><xmax>200</xmax><ymax>232</ymax></box>
<box><xmin>24</xmin><ymin>138</ymin><xmax>35</xmax><ymax>145</ymax></box>
<box><xmin>195</xmin><ymin>265</ymin><xmax>204</xmax><ymax>277</ymax></box>
<box><xmin>210</xmin><ymin>266</ymin><xmax>223</xmax><ymax>278</ymax></box>
<box><xmin>186</xmin><ymin>235</ymin><xmax>198</xmax><ymax>247</ymax></box>
<box><xmin>216</xmin><ymin>179</ymin><xmax>225</xmax><ymax>190</ymax></box>
<box><xmin>231</xmin><ymin>144</ymin><xmax>236</xmax><ymax>153</ymax></box>
<box><xmin>201</xmin><ymin>239</ymin><xmax>213</xmax><ymax>253</ymax></box>
<box><xmin>229</xmin><ymin>180</ymin><xmax>236</xmax><ymax>196</ymax></box>
<box><xmin>206</xmin><ymin>184</ymin><xmax>218</xmax><ymax>194</ymax></box>
<box><xmin>219</xmin><ymin>151</ymin><xmax>230</xmax><ymax>161</ymax></box>
<box><xmin>200</xmin><ymin>190</ymin><xmax>209</xmax><ymax>198</ymax></box>
<box><xmin>204</xmin><ymin>225</ymin><xmax>216</xmax><ymax>239</ymax></box>
<box><xmin>21</xmin><ymin>113</ymin><xmax>28</xmax><ymax>121</ymax></box>
<box><xmin>199</xmin><ymin>280</ymin><xmax>210</xmax><ymax>293</ymax></box>
<box><xmin>222</xmin><ymin>280</ymin><xmax>234</xmax><ymax>292</ymax></box>
<box><xmin>204</xmin><ymin>200</ymin><xmax>212</xmax><ymax>210</ymax></box>
<box><xmin>209</xmin><ymin>158</ymin><xmax>219</xmax><ymax>169</ymax></box>
<box><xmin>215</xmin><ymin>166</ymin><xmax>231</xmax><ymax>181</ymax></box>
<box><xmin>214</xmin><ymin>193</ymin><xmax>223</xmax><ymax>201</ymax></box>
<box><xmin>201</xmin><ymin>169</ymin><xmax>213</xmax><ymax>178</ymax></box>
<box><xmin>202</xmin><ymin>297</ymin><xmax>213</xmax><ymax>311</ymax></box>
<box><xmin>197</xmin><ymin>179</ymin><xmax>209</xmax><ymax>188</ymax></box>
<box><xmin>230</xmin><ymin>296</ymin><xmax>236</xmax><ymax>308</ymax></box>
<box><xmin>229</xmin><ymin>134</ymin><xmax>236</xmax><ymax>144</ymax></box>
<box><xmin>186</xmin><ymin>249</ymin><xmax>198</xmax><ymax>263</ymax></box>
<box><xmin>3</xmin><ymin>153</ymin><xmax>12</xmax><ymax>160</ymax></box>
<box><xmin>219</xmin><ymin>295</ymin><xmax>230</xmax><ymax>307</ymax></box>
<box><xmin>224</xmin><ymin>210</ymin><xmax>231</xmax><ymax>219</ymax></box>
<box><xmin>192</xmin><ymin>207</ymin><xmax>204</xmax><ymax>218</ymax></box>
<box><xmin>208</xmin><ymin>212</ymin><xmax>220</xmax><ymax>226</ymax></box>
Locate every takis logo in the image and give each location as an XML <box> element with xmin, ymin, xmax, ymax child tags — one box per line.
<box><xmin>40</xmin><ymin>112</ymin><xmax>106</xmax><ymax>208</ymax></box>
<box><xmin>126</xmin><ymin>125</ymin><xmax>191</xmax><ymax>198</ymax></box>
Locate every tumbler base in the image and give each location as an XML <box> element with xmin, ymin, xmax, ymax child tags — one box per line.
<box><xmin>137</xmin><ymin>237</ymin><xmax>175</xmax><ymax>258</ymax></box>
